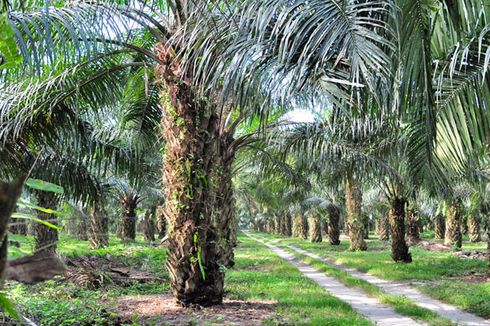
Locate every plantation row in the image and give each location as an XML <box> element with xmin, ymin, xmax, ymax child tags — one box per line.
<box><xmin>0</xmin><ymin>0</ymin><xmax>489</xmax><ymax>320</ymax></box>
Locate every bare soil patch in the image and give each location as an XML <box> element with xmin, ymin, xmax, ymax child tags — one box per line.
<box><xmin>116</xmin><ymin>294</ymin><xmax>277</xmax><ymax>326</ymax></box>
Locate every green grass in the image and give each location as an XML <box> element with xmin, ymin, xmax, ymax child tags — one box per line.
<box><xmin>4</xmin><ymin>232</ymin><xmax>375</xmax><ymax>325</ymax></box>
<box><xmin>254</xmin><ymin>231</ymin><xmax>486</xmax><ymax>281</ymax></box>
<box><xmin>252</xmin><ymin>230</ymin><xmax>490</xmax><ymax>320</ymax></box>
<box><xmin>419</xmin><ymin>281</ymin><xmax>490</xmax><ymax>319</ymax></box>
<box><xmin>227</xmin><ymin>235</ymin><xmax>373</xmax><ymax>325</ymax></box>
<box><xmin>273</xmin><ymin>244</ymin><xmax>453</xmax><ymax>326</ymax></box>
<box><xmin>5</xmin><ymin>234</ymin><xmax>169</xmax><ymax>325</ymax></box>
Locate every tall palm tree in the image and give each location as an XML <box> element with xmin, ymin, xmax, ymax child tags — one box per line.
<box><xmin>4</xmin><ymin>0</ymin><xmax>487</xmax><ymax>304</ymax></box>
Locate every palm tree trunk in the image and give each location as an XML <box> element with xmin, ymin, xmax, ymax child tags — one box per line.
<box><xmin>461</xmin><ymin>215</ymin><xmax>468</xmax><ymax>236</ymax></box>
<box><xmin>279</xmin><ymin>214</ymin><xmax>287</xmax><ymax>235</ymax></box>
<box><xmin>445</xmin><ymin>201</ymin><xmax>462</xmax><ymax>249</ymax></box>
<box><xmin>406</xmin><ymin>207</ymin><xmax>420</xmax><ymax>245</ymax></box>
<box><xmin>279</xmin><ymin>212</ymin><xmax>292</xmax><ymax>236</ymax></box>
<box><xmin>211</xmin><ymin>150</ymin><xmax>237</xmax><ymax>269</ymax></box>
<box><xmin>293</xmin><ymin>213</ymin><xmax>308</xmax><ymax>239</ymax></box>
<box><xmin>434</xmin><ymin>213</ymin><xmax>445</xmax><ymax>239</ymax></box>
<box><xmin>76</xmin><ymin>211</ymin><xmax>88</xmax><ymax>241</ymax></box>
<box><xmin>35</xmin><ymin>191</ymin><xmax>58</xmax><ymax>256</ymax></box>
<box><xmin>468</xmin><ymin>215</ymin><xmax>481</xmax><ymax>242</ymax></box>
<box><xmin>89</xmin><ymin>200</ymin><xmax>109</xmax><ymax>249</ymax></box>
<box><xmin>156</xmin><ymin>205</ymin><xmax>167</xmax><ymax>239</ymax></box>
<box><xmin>284</xmin><ymin>212</ymin><xmax>292</xmax><ymax>236</ymax></box>
<box><xmin>344</xmin><ymin>219</ymin><xmax>350</xmax><ymax>236</ymax></box>
<box><xmin>120</xmin><ymin>194</ymin><xmax>139</xmax><ymax>242</ymax></box>
<box><xmin>327</xmin><ymin>205</ymin><xmax>341</xmax><ymax>245</ymax></box>
<box><xmin>142</xmin><ymin>209</ymin><xmax>156</xmax><ymax>243</ymax></box>
<box><xmin>0</xmin><ymin>179</ymin><xmax>24</xmax><ymax>288</ymax></box>
<box><xmin>376</xmin><ymin>215</ymin><xmax>390</xmax><ymax>241</ymax></box>
<box><xmin>322</xmin><ymin>216</ymin><xmax>328</xmax><ymax>237</ymax></box>
<box><xmin>345</xmin><ymin>177</ymin><xmax>367</xmax><ymax>251</ymax></box>
<box><xmin>309</xmin><ymin>213</ymin><xmax>322</xmax><ymax>243</ymax></box>
<box><xmin>362</xmin><ymin>213</ymin><xmax>369</xmax><ymax>239</ymax></box>
<box><xmin>389</xmin><ymin>197</ymin><xmax>412</xmax><ymax>262</ymax></box>
<box><xmin>157</xmin><ymin>46</ymin><xmax>227</xmax><ymax>306</ymax></box>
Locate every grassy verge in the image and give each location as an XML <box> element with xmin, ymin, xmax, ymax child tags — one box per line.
<box><xmin>5</xmin><ymin>234</ymin><xmax>169</xmax><ymax>325</ymax></box>
<box><xmin>252</xmin><ymin>231</ymin><xmax>490</xmax><ymax>319</ymax></box>
<box><xmin>268</xmin><ymin>242</ymin><xmax>453</xmax><ymax>326</ymax></box>
<box><xmin>226</xmin><ymin>235</ymin><xmax>373</xmax><ymax>325</ymax></box>
<box><xmin>419</xmin><ymin>281</ymin><xmax>490</xmax><ymax>319</ymax></box>
<box><xmin>4</xmin><ymin>233</ymin><xmax>374</xmax><ymax>325</ymax></box>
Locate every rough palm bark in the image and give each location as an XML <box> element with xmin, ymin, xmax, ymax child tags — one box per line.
<box><xmin>293</xmin><ymin>213</ymin><xmax>308</xmax><ymax>239</ymax></box>
<box><xmin>0</xmin><ymin>179</ymin><xmax>24</xmax><ymax>288</ymax></box>
<box><xmin>406</xmin><ymin>207</ymin><xmax>420</xmax><ymax>245</ymax></box>
<box><xmin>445</xmin><ymin>201</ymin><xmax>462</xmax><ymax>249</ymax></box>
<box><xmin>309</xmin><ymin>213</ymin><xmax>322</xmax><ymax>243</ymax></box>
<box><xmin>345</xmin><ymin>177</ymin><xmax>367</xmax><ymax>251</ymax></box>
<box><xmin>389</xmin><ymin>197</ymin><xmax>412</xmax><ymax>262</ymax></box>
<box><xmin>212</xmin><ymin>146</ymin><xmax>238</xmax><ymax>269</ymax></box>
<box><xmin>284</xmin><ymin>212</ymin><xmax>292</xmax><ymax>236</ymax></box>
<box><xmin>279</xmin><ymin>212</ymin><xmax>292</xmax><ymax>236</ymax></box>
<box><xmin>76</xmin><ymin>211</ymin><xmax>89</xmax><ymax>241</ymax></box>
<box><xmin>344</xmin><ymin>219</ymin><xmax>350</xmax><ymax>237</ymax></box>
<box><xmin>376</xmin><ymin>215</ymin><xmax>390</xmax><ymax>241</ymax></box>
<box><xmin>88</xmin><ymin>200</ymin><xmax>109</xmax><ymax>249</ymax></box>
<box><xmin>461</xmin><ymin>216</ymin><xmax>468</xmax><ymax>236</ymax></box>
<box><xmin>266</xmin><ymin>219</ymin><xmax>274</xmax><ymax>233</ymax></box>
<box><xmin>276</xmin><ymin>215</ymin><xmax>282</xmax><ymax>234</ymax></box>
<box><xmin>142</xmin><ymin>209</ymin><xmax>156</xmax><ymax>242</ymax></box>
<box><xmin>434</xmin><ymin>213</ymin><xmax>445</xmax><ymax>239</ymax></box>
<box><xmin>468</xmin><ymin>215</ymin><xmax>481</xmax><ymax>242</ymax></box>
<box><xmin>279</xmin><ymin>214</ymin><xmax>286</xmax><ymax>235</ymax></box>
<box><xmin>322</xmin><ymin>216</ymin><xmax>328</xmax><ymax>238</ymax></box>
<box><xmin>35</xmin><ymin>191</ymin><xmax>58</xmax><ymax>256</ymax></box>
<box><xmin>120</xmin><ymin>193</ymin><xmax>139</xmax><ymax>242</ymax></box>
<box><xmin>156</xmin><ymin>44</ymin><xmax>227</xmax><ymax>306</ymax></box>
<box><xmin>327</xmin><ymin>205</ymin><xmax>341</xmax><ymax>245</ymax></box>
<box><xmin>155</xmin><ymin>205</ymin><xmax>166</xmax><ymax>238</ymax></box>
<box><xmin>362</xmin><ymin>213</ymin><xmax>369</xmax><ymax>239</ymax></box>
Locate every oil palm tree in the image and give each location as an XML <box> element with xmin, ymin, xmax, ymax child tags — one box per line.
<box><xmin>4</xmin><ymin>0</ymin><xmax>487</xmax><ymax>304</ymax></box>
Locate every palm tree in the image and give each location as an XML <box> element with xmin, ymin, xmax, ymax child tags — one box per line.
<box><xmin>3</xmin><ymin>0</ymin><xmax>488</xmax><ymax>303</ymax></box>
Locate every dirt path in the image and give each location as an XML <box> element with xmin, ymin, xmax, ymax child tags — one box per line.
<box><xmin>245</xmin><ymin>233</ymin><xmax>425</xmax><ymax>326</ymax></box>
<box><xmin>275</xmin><ymin>240</ymin><xmax>490</xmax><ymax>326</ymax></box>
